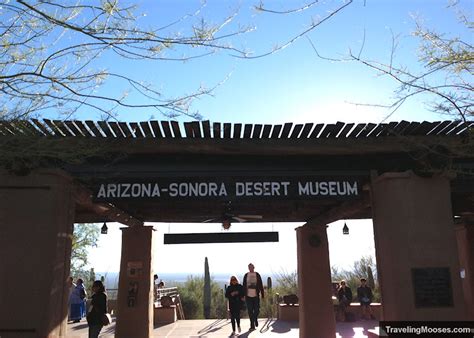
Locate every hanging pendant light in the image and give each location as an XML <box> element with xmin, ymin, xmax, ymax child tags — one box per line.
<box><xmin>101</xmin><ymin>221</ymin><xmax>108</xmax><ymax>234</ymax></box>
<box><xmin>342</xmin><ymin>221</ymin><xmax>349</xmax><ymax>235</ymax></box>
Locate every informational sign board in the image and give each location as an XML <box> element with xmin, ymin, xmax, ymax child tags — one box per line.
<box><xmin>94</xmin><ymin>176</ymin><xmax>362</xmax><ymax>201</ymax></box>
<box><xmin>412</xmin><ymin>267</ymin><xmax>454</xmax><ymax>308</ymax></box>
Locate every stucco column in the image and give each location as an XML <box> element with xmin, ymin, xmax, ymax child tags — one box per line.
<box><xmin>296</xmin><ymin>224</ymin><xmax>336</xmax><ymax>338</ymax></box>
<box><xmin>115</xmin><ymin>226</ymin><xmax>154</xmax><ymax>338</ymax></box>
<box><xmin>371</xmin><ymin>171</ymin><xmax>466</xmax><ymax>320</ymax></box>
<box><xmin>455</xmin><ymin>216</ymin><xmax>474</xmax><ymax>320</ymax></box>
<box><xmin>0</xmin><ymin>169</ymin><xmax>74</xmax><ymax>338</ymax></box>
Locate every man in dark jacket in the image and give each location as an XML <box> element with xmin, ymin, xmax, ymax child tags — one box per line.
<box><xmin>242</xmin><ymin>263</ymin><xmax>264</xmax><ymax>330</ymax></box>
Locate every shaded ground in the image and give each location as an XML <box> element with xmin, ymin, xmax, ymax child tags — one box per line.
<box><xmin>66</xmin><ymin>318</ymin><xmax>378</xmax><ymax>337</ymax></box>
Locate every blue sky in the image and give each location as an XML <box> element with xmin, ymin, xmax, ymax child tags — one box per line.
<box><xmin>85</xmin><ymin>0</ymin><xmax>471</xmax><ymax>275</ymax></box>
<box><xmin>81</xmin><ymin>0</ymin><xmax>472</xmax><ymax>124</ymax></box>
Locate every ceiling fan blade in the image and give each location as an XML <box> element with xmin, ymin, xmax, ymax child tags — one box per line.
<box><xmin>232</xmin><ymin>216</ymin><xmax>248</xmax><ymax>223</ymax></box>
<box><xmin>237</xmin><ymin>215</ymin><xmax>263</xmax><ymax>219</ymax></box>
<box><xmin>202</xmin><ymin>218</ymin><xmax>220</xmax><ymax>223</ymax></box>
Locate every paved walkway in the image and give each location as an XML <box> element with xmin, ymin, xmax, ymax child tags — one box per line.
<box><xmin>65</xmin><ymin>318</ymin><xmax>379</xmax><ymax>337</ymax></box>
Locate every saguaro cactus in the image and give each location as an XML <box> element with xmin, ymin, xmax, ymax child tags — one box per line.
<box><xmin>267</xmin><ymin>276</ymin><xmax>272</xmax><ymax>290</ymax></box>
<box><xmin>204</xmin><ymin>257</ymin><xmax>211</xmax><ymax>319</ymax></box>
<box><xmin>367</xmin><ymin>266</ymin><xmax>375</xmax><ymax>289</ymax></box>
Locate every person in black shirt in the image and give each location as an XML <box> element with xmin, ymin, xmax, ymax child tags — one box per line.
<box><xmin>86</xmin><ymin>280</ymin><xmax>108</xmax><ymax>338</ymax></box>
<box><xmin>357</xmin><ymin>278</ymin><xmax>375</xmax><ymax>320</ymax></box>
<box><xmin>225</xmin><ymin>276</ymin><xmax>244</xmax><ymax>336</ymax></box>
<box><xmin>337</xmin><ymin>280</ymin><xmax>352</xmax><ymax>321</ymax></box>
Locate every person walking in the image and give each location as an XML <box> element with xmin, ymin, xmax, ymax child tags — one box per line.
<box><xmin>86</xmin><ymin>280</ymin><xmax>108</xmax><ymax>338</ymax></box>
<box><xmin>225</xmin><ymin>276</ymin><xmax>244</xmax><ymax>336</ymax></box>
<box><xmin>242</xmin><ymin>263</ymin><xmax>264</xmax><ymax>331</ymax></box>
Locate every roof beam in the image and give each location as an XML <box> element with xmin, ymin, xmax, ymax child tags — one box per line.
<box><xmin>73</xmin><ymin>184</ymin><xmax>143</xmax><ymax>227</ymax></box>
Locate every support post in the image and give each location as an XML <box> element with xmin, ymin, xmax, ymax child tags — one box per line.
<box><xmin>115</xmin><ymin>226</ymin><xmax>154</xmax><ymax>338</ymax></box>
<box><xmin>0</xmin><ymin>169</ymin><xmax>74</xmax><ymax>338</ymax></box>
<box><xmin>371</xmin><ymin>171</ymin><xmax>466</xmax><ymax>320</ymax></box>
<box><xmin>455</xmin><ymin>216</ymin><xmax>474</xmax><ymax>320</ymax></box>
<box><xmin>296</xmin><ymin>224</ymin><xmax>336</xmax><ymax>338</ymax></box>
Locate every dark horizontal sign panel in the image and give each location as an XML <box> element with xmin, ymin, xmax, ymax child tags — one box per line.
<box><xmin>164</xmin><ymin>232</ymin><xmax>279</xmax><ymax>244</ymax></box>
<box><xmin>94</xmin><ymin>176</ymin><xmax>362</xmax><ymax>201</ymax></box>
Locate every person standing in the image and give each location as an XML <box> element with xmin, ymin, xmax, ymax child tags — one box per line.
<box><xmin>69</xmin><ymin>278</ymin><xmax>87</xmax><ymax>323</ymax></box>
<box><xmin>357</xmin><ymin>278</ymin><xmax>375</xmax><ymax>320</ymax></box>
<box><xmin>67</xmin><ymin>277</ymin><xmax>76</xmax><ymax>321</ymax></box>
<box><xmin>337</xmin><ymin>280</ymin><xmax>352</xmax><ymax>322</ymax></box>
<box><xmin>86</xmin><ymin>280</ymin><xmax>108</xmax><ymax>338</ymax></box>
<box><xmin>225</xmin><ymin>276</ymin><xmax>244</xmax><ymax>336</ymax></box>
<box><xmin>242</xmin><ymin>263</ymin><xmax>264</xmax><ymax>331</ymax></box>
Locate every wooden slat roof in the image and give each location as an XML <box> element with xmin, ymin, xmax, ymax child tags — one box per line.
<box><xmin>0</xmin><ymin>119</ymin><xmax>472</xmax><ymax>139</ymax></box>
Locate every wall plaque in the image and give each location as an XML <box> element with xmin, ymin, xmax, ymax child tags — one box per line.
<box><xmin>411</xmin><ymin>267</ymin><xmax>453</xmax><ymax>308</ymax></box>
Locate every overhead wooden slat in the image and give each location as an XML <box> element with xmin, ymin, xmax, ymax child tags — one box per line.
<box><xmin>357</xmin><ymin>123</ymin><xmax>377</xmax><ymax>138</ymax></box>
<box><xmin>381</xmin><ymin>121</ymin><xmax>400</xmax><ymax>136</ymax></box>
<box><xmin>223</xmin><ymin>123</ymin><xmax>232</xmax><ymax>138</ymax></box>
<box><xmin>298</xmin><ymin>123</ymin><xmax>313</xmax><ymax>138</ymax></box>
<box><xmin>400</xmin><ymin>122</ymin><xmax>420</xmax><ymax>136</ymax></box>
<box><xmin>139</xmin><ymin>121</ymin><xmax>153</xmax><ymax>138</ymax></box>
<box><xmin>410</xmin><ymin>121</ymin><xmax>434</xmax><ymax>136</ymax></box>
<box><xmin>309</xmin><ymin>123</ymin><xmax>324</xmax><ymax>138</ymax></box>
<box><xmin>53</xmin><ymin>120</ymin><xmax>74</xmax><ymax>136</ymax></box>
<box><xmin>65</xmin><ymin>121</ymin><xmax>84</xmax><ymax>137</ymax></box>
<box><xmin>0</xmin><ymin>121</ymin><xmax>15</xmax><ymax>135</ymax></box>
<box><xmin>149</xmin><ymin>121</ymin><xmax>163</xmax><ymax>138</ymax></box>
<box><xmin>160</xmin><ymin>121</ymin><xmax>173</xmax><ymax>138</ymax></box>
<box><xmin>232</xmin><ymin>123</ymin><xmax>242</xmax><ymax>139</ymax></box>
<box><xmin>331</xmin><ymin>122</ymin><xmax>345</xmax><ymax>137</ymax></box>
<box><xmin>347</xmin><ymin>123</ymin><xmax>366</xmax><ymax>137</ymax></box>
<box><xmin>427</xmin><ymin>121</ymin><xmax>451</xmax><ymax>135</ymax></box>
<box><xmin>12</xmin><ymin>120</ymin><xmax>35</xmax><ymax>136</ymax></box>
<box><xmin>366</xmin><ymin>123</ymin><xmax>387</xmax><ymax>137</ymax></box>
<box><xmin>447</xmin><ymin>121</ymin><xmax>472</xmax><ymax>135</ymax></box>
<box><xmin>270</xmin><ymin>125</ymin><xmax>282</xmax><ymax>138</ymax></box>
<box><xmin>184</xmin><ymin>122</ymin><xmax>194</xmax><ymax>138</ymax></box>
<box><xmin>261</xmin><ymin>124</ymin><xmax>272</xmax><ymax>138</ymax></box>
<box><xmin>119</xmin><ymin>122</ymin><xmax>133</xmax><ymax>137</ymax></box>
<box><xmin>201</xmin><ymin>120</ymin><xmax>211</xmax><ymax>138</ymax></box>
<box><xmin>243</xmin><ymin>124</ymin><xmax>253</xmax><ymax>138</ymax></box>
<box><xmin>337</xmin><ymin>123</ymin><xmax>355</xmax><ymax>138</ymax></box>
<box><xmin>109</xmin><ymin>121</ymin><xmax>125</xmax><ymax>137</ymax></box>
<box><xmin>97</xmin><ymin>121</ymin><xmax>114</xmax><ymax>137</ymax></box>
<box><xmin>170</xmin><ymin>121</ymin><xmax>182</xmax><ymax>138</ymax></box>
<box><xmin>44</xmin><ymin>119</ymin><xmax>64</xmax><ymax>136</ymax></box>
<box><xmin>213</xmin><ymin>122</ymin><xmax>221</xmax><ymax>138</ymax></box>
<box><xmin>32</xmin><ymin>119</ymin><xmax>53</xmax><ymax>136</ymax></box>
<box><xmin>130</xmin><ymin>122</ymin><xmax>144</xmax><ymax>138</ymax></box>
<box><xmin>280</xmin><ymin>123</ymin><xmax>293</xmax><ymax>138</ymax></box>
<box><xmin>190</xmin><ymin>121</ymin><xmax>202</xmax><ymax>138</ymax></box>
<box><xmin>76</xmin><ymin>120</ymin><xmax>93</xmax><ymax>137</ymax></box>
<box><xmin>389</xmin><ymin>120</ymin><xmax>410</xmax><ymax>135</ymax></box>
<box><xmin>85</xmin><ymin>120</ymin><xmax>104</xmax><ymax>137</ymax></box>
<box><xmin>439</xmin><ymin>121</ymin><xmax>462</xmax><ymax>135</ymax></box>
<box><xmin>251</xmin><ymin>124</ymin><xmax>262</xmax><ymax>138</ymax></box>
<box><xmin>289</xmin><ymin>124</ymin><xmax>303</xmax><ymax>138</ymax></box>
<box><xmin>319</xmin><ymin>124</ymin><xmax>334</xmax><ymax>138</ymax></box>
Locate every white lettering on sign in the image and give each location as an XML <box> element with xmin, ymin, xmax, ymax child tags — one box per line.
<box><xmin>96</xmin><ymin>180</ymin><xmax>359</xmax><ymax>199</ymax></box>
<box><xmin>297</xmin><ymin>181</ymin><xmax>358</xmax><ymax>196</ymax></box>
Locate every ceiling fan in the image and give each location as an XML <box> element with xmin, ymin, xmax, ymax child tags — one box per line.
<box><xmin>202</xmin><ymin>202</ymin><xmax>263</xmax><ymax>229</ymax></box>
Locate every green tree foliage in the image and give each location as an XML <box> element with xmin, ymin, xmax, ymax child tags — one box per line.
<box><xmin>177</xmin><ymin>275</ymin><xmax>226</xmax><ymax>319</ymax></box>
<box><xmin>331</xmin><ymin>255</ymin><xmax>380</xmax><ymax>302</ymax></box>
<box><xmin>70</xmin><ymin>223</ymin><xmax>99</xmax><ymax>284</ymax></box>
